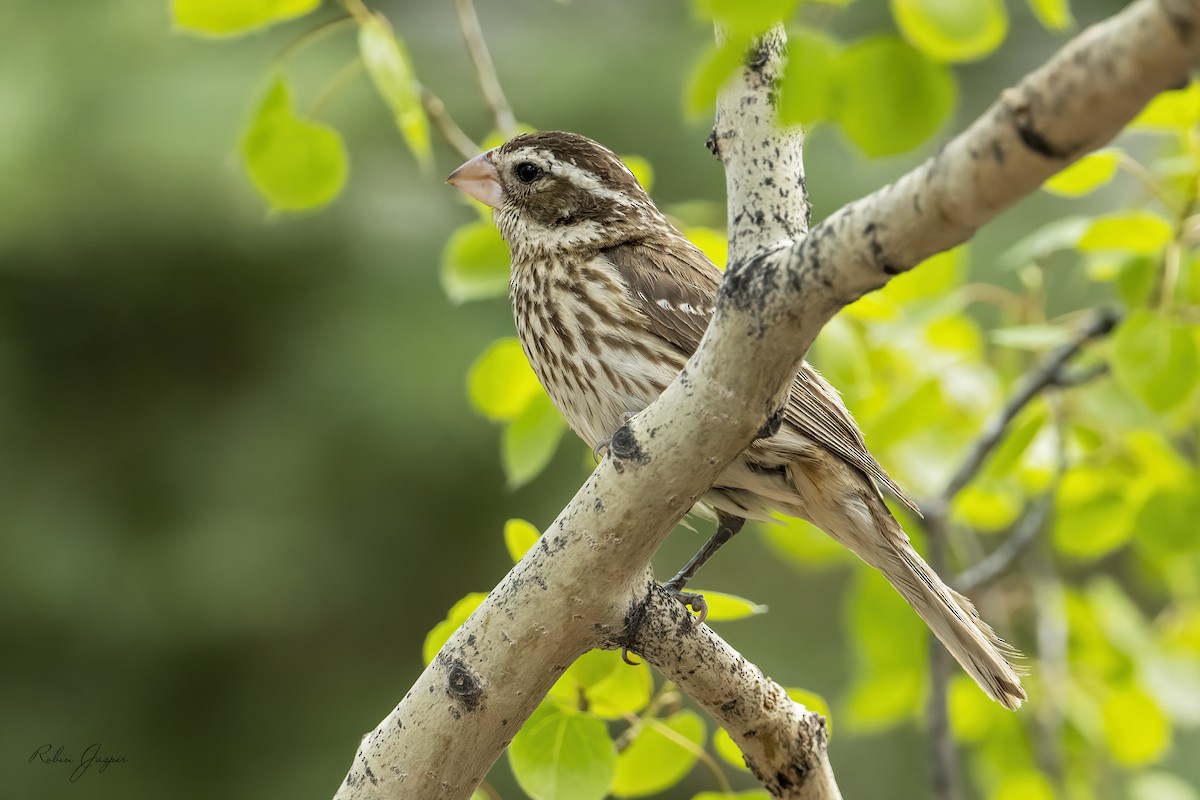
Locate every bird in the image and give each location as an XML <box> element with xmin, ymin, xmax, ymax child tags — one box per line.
<box><xmin>447</xmin><ymin>130</ymin><xmax>1026</xmax><ymax>710</ymax></box>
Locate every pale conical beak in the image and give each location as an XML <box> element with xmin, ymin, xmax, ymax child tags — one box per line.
<box><xmin>446</xmin><ymin>151</ymin><xmax>503</xmax><ymax>208</ymax></box>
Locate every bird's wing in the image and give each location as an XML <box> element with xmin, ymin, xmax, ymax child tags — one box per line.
<box><xmin>601</xmin><ymin>238</ymin><xmax>919</xmax><ymax>515</ymax></box>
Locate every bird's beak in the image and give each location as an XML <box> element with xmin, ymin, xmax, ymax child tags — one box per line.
<box><xmin>446</xmin><ymin>151</ymin><xmax>503</xmax><ymax>208</ymax></box>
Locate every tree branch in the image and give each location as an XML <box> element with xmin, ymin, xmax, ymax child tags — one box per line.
<box><xmin>934</xmin><ymin>309</ymin><xmax>1120</xmax><ymax>511</ymax></box>
<box><xmin>420</xmin><ymin>86</ymin><xmax>481</xmax><ymax>160</ymax></box>
<box><xmin>453</xmin><ymin>0</ymin><xmax>518</xmax><ymax>137</ymax></box>
<box><xmin>333</xmin><ymin>2</ymin><xmax>1200</xmax><ymax>798</ymax></box>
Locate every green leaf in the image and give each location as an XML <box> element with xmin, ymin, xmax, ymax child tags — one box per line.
<box><xmin>612</xmin><ymin>711</ymin><xmax>706</xmax><ymax>797</ymax></box>
<box><xmin>441</xmin><ymin>221</ymin><xmax>511</xmax><ymax>303</ymax></box>
<box><xmin>1027</xmin><ymin>0</ymin><xmax>1072</xmax><ymax>31</ymax></box>
<box><xmin>1135</xmin><ymin>485</ymin><xmax>1200</xmax><ymax>561</ymax></box>
<box><xmin>509</xmin><ymin>704</ymin><xmax>616</xmax><ymax>800</ymax></box>
<box><xmin>467</xmin><ymin>338</ymin><xmax>542</xmax><ymax>421</ymax></box>
<box><xmin>686</xmin><ymin>35</ymin><xmax>752</xmax><ymax>117</ymax></box>
<box><xmin>834</xmin><ymin>37</ymin><xmax>956</xmax><ymax>156</ymax></box>
<box><xmin>999</xmin><ymin>215</ymin><xmax>1089</xmax><ymax>269</ymax></box>
<box><xmin>1132</xmin><ymin>81</ymin><xmax>1200</xmax><ymax>133</ymax></box>
<box><xmin>548</xmin><ymin>649</ymin><xmax>653</xmax><ymax>719</ymax></box>
<box><xmin>778</xmin><ymin>28</ymin><xmax>842</xmax><ymax>125</ymax></box>
<box><xmin>890</xmin><ymin>0</ymin><xmax>1007</xmax><ymax>63</ymax></box>
<box><xmin>1079</xmin><ymin>211</ymin><xmax>1173</xmax><ymax>256</ymax></box>
<box><xmin>502</xmin><ymin>393</ymin><xmax>567</xmax><ymax>488</ymax></box>
<box><xmin>173</xmin><ymin>0</ymin><xmax>321</xmax><ymax>36</ymax></box>
<box><xmin>240</xmin><ymin>74</ymin><xmax>349</xmax><ymax>211</ymax></box>
<box><xmin>358</xmin><ymin>16</ymin><xmax>431</xmax><ymax>168</ymax></box>
<box><xmin>712</xmin><ymin>727</ymin><xmax>750</xmax><ymax>772</ymax></box>
<box><xmin>845</xmin><ymin>669</ymin><xmax>924</xmax><ymax>728</ymax></box>
<box><xmin>504</xmin><ymin>518</ymin><xmax>541</xmax><ymax>563</ymax></box>
<box><xmin>1053</xmin><ymin>467</ymin><xmax>1133</xmax><ymax>559</ymax></box>
<box><xmin>1102</xmin><ymin>685</ymin><xmax>1171</xmax><ymax>767</ymax></box>
<box><xmin>685</xmin><ymin>589</ymin><xmax>767</xmax><ymax>621</ymax></box>
<box><xmin>1042</xmin><ymin>149</ymin><xmax>1120</xmax><ymax>197</ymax></box>
<box><xmin>692</xmin><ymin>793</ymin><xmax>771</xmax><ymax>800</ymax></box>
<box><xmin>1112</xmin><ymin>310</ymin><xmax>1199</xmax><ymax>413</ymax></box>
<box><xmin>692</xmin><ymin>0</ymin><xmax>801</xmax><ymax>34</ymax></box>
<box><xmin>423</xmin><ymin>592</ymin><xmax>487</xmax><ymax>664</ymax></box>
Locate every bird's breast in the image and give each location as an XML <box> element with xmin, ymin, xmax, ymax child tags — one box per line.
<box><xmin>511</xmin><ymin>256</ymin><xmax>684</xmax><ymax>447</ymax></box>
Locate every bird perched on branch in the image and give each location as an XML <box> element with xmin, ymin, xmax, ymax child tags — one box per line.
<box><xmin>448</xmin><ymin>130</ymin><xmax>1025</xmax><ymax>710</ymax></box>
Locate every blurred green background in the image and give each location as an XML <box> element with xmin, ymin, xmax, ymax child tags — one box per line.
<box><xmin>5</xmin><ymin>1</ymin><xmax>1194</xmax><ymax>799</ymax></box>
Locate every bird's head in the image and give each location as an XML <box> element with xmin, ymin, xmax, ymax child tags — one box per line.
<box><xmin>447</xmin><ymin>131</ymin><xmax>663</xmax><ymax>257</ymax></box>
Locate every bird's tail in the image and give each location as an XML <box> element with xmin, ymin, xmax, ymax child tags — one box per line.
<box><xmin>863</xmin><ymin>496</ymin><xmax>1025</xmax><ymax>710</ymax></box>
<box><xmin>793</xmin><ymin>470</ymin><xmax>1027</xmax><ymax>710</ymax></box>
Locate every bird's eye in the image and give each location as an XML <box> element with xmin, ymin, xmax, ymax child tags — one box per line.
<box><xmin>514</xmin><ymin>162</ymin><xmax>543</xmax><ymax>184</ymax></box>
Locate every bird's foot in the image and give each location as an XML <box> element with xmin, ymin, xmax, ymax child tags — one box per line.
<box><xmin>592</xmin><ymin>412</ymin><xmax>638</xmax><ymax>461</ymax></box>
<box><xmin>663</xmin><ymin>581</ymin><xmax>708</xmax><ymax>627</ymax></box>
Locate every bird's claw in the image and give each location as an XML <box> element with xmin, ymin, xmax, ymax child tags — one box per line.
<box><xmin>663</xmin><ymin>582</ymin><xmax>708</xmax><ymax>627</ymax></box>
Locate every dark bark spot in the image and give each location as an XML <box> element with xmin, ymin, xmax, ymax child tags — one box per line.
<box><xmin>446</xmin><ymin>659</ymin><xmax>484</xmax><ymax>710</ymax></box>
<box><xmin>609</xmin><ymin>423</ymin><xmax>649</xmax><ymax>464</ymax></box>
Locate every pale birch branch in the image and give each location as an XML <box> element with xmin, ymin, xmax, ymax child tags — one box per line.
<box><xmin>333</xmin><ymin>2</ymin><xmax>1200</xmax><ymax>798</ymax></box>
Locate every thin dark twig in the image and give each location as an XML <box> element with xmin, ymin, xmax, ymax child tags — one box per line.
<box><xmin>421</xmin><ymin>87</ymin><xmax>482</xmax><ymax>159</ymax></box>
<box><xmin>453</xmin><ymin>0</ymin><xmax>518</xmax><ymax>136</ymax></box>
<box><xmin>954</xmin><ymin>498</ymin><xmax>1050</xmax><ymax>592</ymax></box>
<box><xmin>925</xmin><ymin>512</ymin><xmax>964</xmax><ymax>800</ymax></box>
<box><xmin>935</xmin><ymin>308</ymin><xmax>1120</xmax><ymax>510</ymax></box>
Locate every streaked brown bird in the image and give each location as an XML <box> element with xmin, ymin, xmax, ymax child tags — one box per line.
<box><xmin>448</xmin><ymin>131</ymin><xmax>1025</xmax><ymax>709</ymax></box>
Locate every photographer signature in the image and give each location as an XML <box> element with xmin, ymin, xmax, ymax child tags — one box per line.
<box><xmin>29</xmin><ymin>743</ymin><xmax>128</xmax><ymax>782</ymax></box>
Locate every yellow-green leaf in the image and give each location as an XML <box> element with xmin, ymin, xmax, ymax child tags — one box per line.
<box><xmin>612</xmin><ymin>712</ymin><xmax>706</xmax><ymax>797</ymax></box>
<box><xmin>1112</xmin><ymin>310</ymin><xmax>1199</xmax><ymax>413</ymax></box>
<box><xmin>509</xmin><ymin>704</ymin><xmax>616</xmax><ymax>800</ymax></box>
<box><xmin>992</xmin><ymin>770</ymin><xmax>1056</xmax><ymax>800</ymax></box>
<box><xmin>712</xmin><ymin>727</ymin><xmax>751</xmax><ymax>772</ymax></box>
<box><xmin>1027</xmin><ymin>0</ymin><xmax>1072</xmax><ymax>31</ymax></box>
<box><xmin>1043</xmin><ymin>149</ymin><xmax>1120</xmax><ymax>197</ymax></box>
<box><xmin>173</xmin><ymin>0</ymin><xmax>321</xmax><ymax>36</ymax></box>
<box><xmin>785</xmin><ymin>687</ymin><xmax>833</xmax><ymax>737</ymax></box>
<box><xmin>890</xmin><ymin>0</ymin><xmax>1007</xmax><ymax>63</ymax></box>
<box><xmin>1102</xmin><ymin>685</ymin><xmax>1171</xmax><ymax>767</ymax></box>
<box><xmin>686</xmin><ymin>589</ymin><xmax>767</xmax><ymax>621</ymax></box>
<box><xmin>686</xmin><ymin>35</ymin><xmax>752</xmax><ymax>117</ymax></box>
<box><xmin>948</xmin><ymin>673</ymin><xmax>998</xmax><ymax>741</ymax></box>
<box><xmin>621</xmin><ymin>155</ymin><xmax>654</xmax><ymax>193</ymax></box>
<box><xmin>1053</xmin><ymin>467</ymin><xmax>1134</xmax><ymax>559</ymax></box>
<box><xmin>779</xmin><ymin>28</ymin><xmax>842</xmax><ymax>125</ymax></box>
<box><xmin>835</xmin><ymin>37</ymin><xmax>956</xmax><ymax>156</ymax></box>
<box><xmin>692</xmin><ymin>0</ymin><xmax>801</xmax><ymax>34</ymax></box>
<box><xmin>548</xmin><ymin>649</ymin><xmax>653</xmax><ymax>719</ymax></box>
<box><xmin>359</xmin><ymin>15</ymin><xmax>431</xmax><ymax>168</ymax></box>
<box><xmin>684</xmin><ymin>227</ymin><xmax>729</xmax><ymax>269</ymax></box>
<box><xmin>880</xmin><ymin>245</ymin><xmax>965</xmax><ymax>303</ymax></box>
<box><xmin>423</xmin><ymin>592</ymin><xmax>487</xmax><ymax>664</ymax></box>
<box><xmin>1132</xmin><ymin>81</ymin><xmax>1200</xmax><ymax>133</ymax></box>
<box><xmin>1078</xmin><ymin>211</ymin><xmax>1173</xmax><ymax>255</ymax></box>
<box><xmin>240</xmin><ymin>74</ymin><xmax>348</xmax><ymax>211</ymax></box>
<box><xmin>467</xmin><ymin>338</ymin><xmax>542</xmax><ymax>422</ymax></box>
<box><xmin>503</xmin><ymin>393</ymin><xmax>567</xmax><ymax>488</ymax></box>
<box><xmin>440</xmin><ymin>221</ymin><xmax>511</xmax><ymax>303</ymax></box>
<box><xmin>504</xmin><ymin>518</ymin><xmax>541</xmax><ymax>563</ymax></box>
